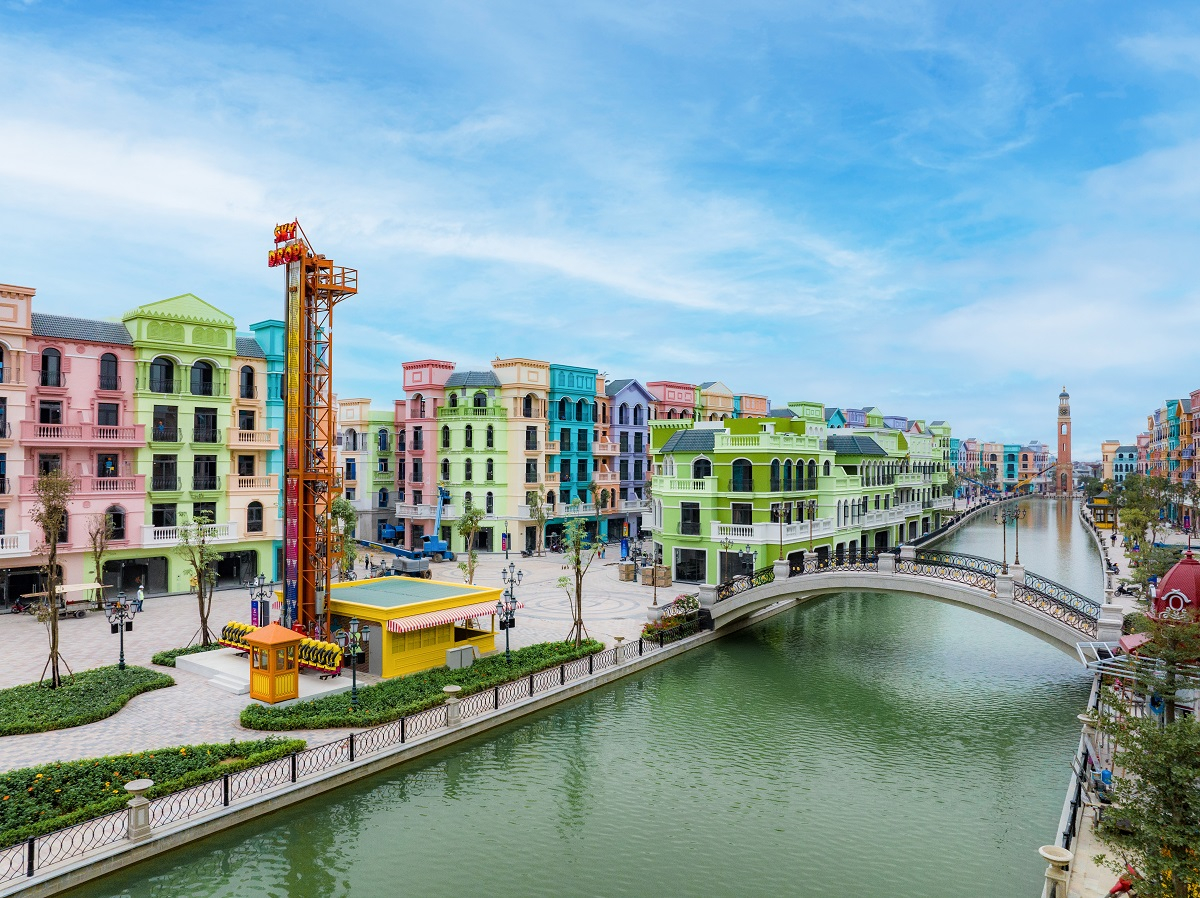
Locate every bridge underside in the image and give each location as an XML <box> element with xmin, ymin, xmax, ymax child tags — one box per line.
<box><xmin>703</xmin><ymin>570</ymin><xmax>1107</xmax><ymax>655</ymax></box>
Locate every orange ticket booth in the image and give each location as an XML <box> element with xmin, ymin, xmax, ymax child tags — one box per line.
<box><xmin>246</xmin><ymin>623</ymin><xmax>303</xmax><ymax>704</ymax></box>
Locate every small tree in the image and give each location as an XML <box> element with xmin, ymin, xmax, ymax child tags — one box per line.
<box><xmin>30</xmin><ymin>469</ymin><xmax>75</xmax><ymax>687</ymax></box>
<box><xmin>86</xmin><ymin>511</ymin><xmax>114</xmax><ymax>604</ymax></box>
<box><xmin>456</xmin><ymin>504</ymin><xmax>485</xmax><ymax>584</ymax></box>
<box><xmin>529</xmin><ymin>490</ymin><xmax>548</xmax><ymax>556</ymax></box>
<box><xmin>556</xmin><ymin>505</ymin><xmax>600</xmax><ymax>646</ymax></box>
<box><xmin>1094</xmin><ymin>611</ymin><xmax>1200</xmax><ymax>896</ymax></box>
<box><xmin>331</xmin><ymin>496</ymin><xmax>358</xmax><ymax>576</ymax></box>
<box><xmin>175</xmin><ymin>512</ymin><xmax>221</xmax><ymax>645</ymax></box>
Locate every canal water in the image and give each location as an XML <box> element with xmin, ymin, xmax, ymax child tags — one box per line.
<box><xmin>68</xmin><ymin>499</ymin><xmax>1099</xmax><ymax>898</ymax></box>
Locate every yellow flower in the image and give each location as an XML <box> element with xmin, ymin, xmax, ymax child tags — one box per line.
<box><xmin>54</xmin><ymin>789</ymin><xmax>60</xmax><ymax>793</ymax></box>
<box><xmin>2</xmin><ymin>796</ymin><xmax>8</xmax><ymax>801</ymax></box>
<box><xmin>35</xmin><ymin>774</ymin><xmax>42</xmax><ymax>779</ymax></box>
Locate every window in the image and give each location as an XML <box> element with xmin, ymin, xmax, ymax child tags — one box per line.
<box><xmin>99</xmin><ymin>353</ymin><xmax>119</xmax><ymax>390</ymax></box>
<box><xmin>465</xmin><ymin>459</ymin><xmax>473</xmax><ymax>481</ymax></box>
<box><xmin>591</xmin><ymin>401</ymin><xmax>598</xmax><ymax>423</ymax></box>
<box><xmin>345</xmin><ymin>458</ymin><xmax>357</xmax><ymax>481</ymax></box>
<box><xmin>40</xmin><ymin>348</ymin><xmax>62</xmax><ymax>387</ymax></box>
<box><xmin>412</xmin><ymin>460</ymin><xmax>422</xmax><ymax>482</ymax></box>
<box><xmin>465</xmin><ymin>425</ymin><xmax>473</xmax><ymax>448</ymax></box>
<box><xmin>441</xmin><ymin>426</ymin><xmax>451</xmax><ymax>449</ymax></box>
<box><xmin>634</xmin><ymin>405</ymin><xmax>644</xmax><ymax>426</ymax></box>
<box><xmin>377</xmin><ymin>456</ymin><xmax>389</xmax><ymax>473</ymax></box>
<box><xmin>560</xmin><ymin>459</ymin><xmax>571</xmax><ymax>482</ymax></box>
<box><xmin>441</xmin><ymin>459</ymin><xmax>450</xmax><ymax>481</ymax></box>
<box><xmin>525</xmin><ymin>460</ymin><xmax>538</xmax><ymax>483</ymax></box>
<box><xmin>486</xmin><ymin>458</ymin><xmax>494</xmax><ymax>481</ymax></box>
<box><xmin>577</xmin><ymin>459</ymin><xmax>588</xmax><ymax>482</ymax></box>
<box><xmin>576</xmin><ymin>399</ymin><xmax>587</xmax><ymax>421</ymax></box>
<box><xmin>412</xmin><ymin>427</ymin><xmax>423</xmax><ymax>450</ymax></box>
<box><xmin>486</xmin><ymin>425</ymin><xmax>494</xmax><ymax>448</ymax></box>
<box><xmin>473</xmin><ymin>391</ymin><xmax>487</xmax><ymax>408</ymax></box>
<box><xmin>523</xmin><ymin>394</ymin><xmax>535</xmax><ymax>417</ymax></box>
<box><xmin>38</xmin><ymin>453</ymin><xmax>62</xmax><ymax>474</ymax></box>
<box><xmin>823</xmin><ymin>460</ymin><xmax>831</xmax><ymax>476</ymax></box>
<box><xmin>558</xmin><ymin>398</ymin><xmax>569</xmax><ymax>420</ymax></box>
<box><xmin>96</xmin><ymin>453</ymin><xmax>118</xmax><ymax>478</ymax></box>
<box><xmin>377</xmin><ymin>428</ymin><xmax>390</xmax><ymax>452</ymax></box>
<box><xmin>190</xmin><ymin>361</ymin><xmax>215</xmax><ymax>396</ymax></box>
<box><xmin>0</xmin><ymin>508</ymin><xmax>5</xmax><ymax>535</ymax></box>
<box><xmin>634</xmin><ymin>433</ymin><xmax>643</xmax><ymax>454</ymax></box>
<box><xmin>731</xmin><ymin>458</ymin><xmax>753</xmax><ymax>491</ymax></box>
<box><xmin>193</xmin><ymin>455</ymin><xmax>218</xmax><ymax>491</ymax></box>
<box><xmin>448</xmin><ymin>393</ymin><xmax>459</xmax><ymax>408</ymax></box>
<box><xmin>620</xmin><ymin>433</ymin><xmax>629</xmax><ymax>453</ymax></box>
<box><xmin>693</xmin><ymin>458</ymin><xmax>712</xmax><ymax>479</ymax></box>
<box><xmin>620</xmin><ymin>459</ymin><xmax>629</xmax><ymax>481</ymax></box>
<box><xmin>238</xmin><ymin>455</ymin><xmax>255</xmax><ymax>476</ymax></box>
<box><xmin>39</xmin><ymin>401</ymin><xmax>62</xmax><ymax>424</ymax></box>
<box><xmin>731</xmin><ymin>503</ymin><xmax>753</xmax><ymax>525</ymax></box>
<box><xmin>634</xmin><ymin>460</ymin><xmax>643</xmax><ymax>481</ymax></box>
<box><xmin>106</xmin><ymin>505</ymin><xmax>126</xmax><ymax>541</ymax></box>
<box><xmin>560</xmin><ymin>428</ymin><xmax>570</xmax><ymax>449</ymax></box>
<box><xmin>526</xmin><ymin>426</ymin><xmax>538</xmax><ymax>450</ymax></box>
<box><xmin>97</xmin><ymin>403</ymin><xmax>119</xmax><ymax>427</ymax></box>
<box><xmin>486</xmin><ymin>491</ymin><xmax>494</xmax><ymax>514</ymax></box>
<box><xmin>680</xmin><ymin>502</ymin><xmax>701</xmax><ymax>535</ymax></box>
<box><xmin>192</xmin><ymin>501</ymin><xmax>217</xmax><ymax>521</ymax></box>
<box><xmin>412</xmin><ymin>394</ymin><xmax>426</xmax><ymax>418</ymax></box>
<box><xmin>619</xmin><ymin>404</ymin><xmax>629</xmax><ymax>425</ymax></box>
<box><xmin>0</xmin><ymin>397</ymin><xmax>6</xmax><ymax>435</ymax></box>
<box><xmin>148</xmin><ymin>357</ymin><xmax>174</xmax><ymax>394</ymax></box>
<box><xmin>577</xmin><ymin>428</ymin><xmax>588</xmax><ymax>451</ymax></box>
<box><xmin>152</xmin><ymin>455</ymin><xmax>178</xmax><ymax>491</ymax></box>
<box><xmin>152</xmin><ymin>504</ymin><xmax>176</xmax><ymax>527</ymax></box>
<box><xmin>378</xmin><ymin>489</ymin><xmax>390</xmax><ymax>508</ymax></box>
<box><xmin>346</xmin><ymin>488</ymin><xmax>356</xmax><ymax>501</ymax></box>
<box><xmin>193</xmin><ymin>408</ymin><xmax>218</xmax><ymax>443</ymax></box>
<box><xmin>674</xmin><ymin>547</ymin><xmax>706</xmax><ymax>582</ymax></box>
<box><xmin>464</xmin><ymin>491</ymin><xmax>473</xmax><ymax>508</ymax></box>
<box><xmin>239</xmin><ymin>366</ymin><xmax>255</xmax><ymax>399</ymax></box>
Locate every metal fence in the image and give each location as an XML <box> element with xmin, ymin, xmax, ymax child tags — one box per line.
<box><xmin>788</xmin><ymin>555</ymin><xmax>880</xmax><ymax>576</ymax></box>
<box><xmin>0</xmin><ymin>635</ymin><xmax>682</xmax><ymax>885</ymax></box>
<box><xmin>715</xmin><ymin>566</ymin><xmax>776</xmax><ymax>601</ymax></box>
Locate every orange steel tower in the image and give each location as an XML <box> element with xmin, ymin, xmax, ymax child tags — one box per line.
<box><xmin>268</xmin><ymin>221</ymin><xmax>356</xmax><ymax>633</ymax></box>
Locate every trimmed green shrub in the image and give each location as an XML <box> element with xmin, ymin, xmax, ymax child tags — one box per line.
<box><xmin>151</xmin><ymin>643</ymin><xmax>221</xmax><ymax>667</ymax></box>
<box><xmin>0</xmin><ymin>738</ymin><xmax>305</xmax><ymax>848</ymax></box>
<box><xmin>241</xmin><ymin>639</ymin><xmax>604</xmax><ymax>731</ymax></box>
<box><xmin>0</xmin><ymin>666</ymin><xmax>174</xmax><ymax>737</ymax></box>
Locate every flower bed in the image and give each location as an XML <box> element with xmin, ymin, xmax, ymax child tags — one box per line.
<box><xmin>151</xmin><ymin>644</ymin><xmax>221</xmax><ymax>667</ymax></box>
<box><xmin>641</xmin><ymin>594</ymin><xmax>700</xmax><ymax>643</ymax></box>
<box><xmin>241</xmin><ymin>639</ymin><xmax>604</xmax><ymax>731</ymax></box>
<box><xmin>0</xmin><ymin>666</ymin><xmax>174</xmax><ymax>737</ymax></box>
<box><xmin>0</xmin><ymin>738</ymin><xmax>305</xmax><ymax>848</ymax></box>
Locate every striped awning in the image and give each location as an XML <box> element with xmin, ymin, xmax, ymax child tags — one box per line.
<box><xmin>386</xmin><ymin>600</ymin><xmax>523</xmax><ymax>635</ymax></box>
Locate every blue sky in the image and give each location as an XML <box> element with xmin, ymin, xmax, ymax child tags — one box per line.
<box><xmin>2</xmin><ymin>1</ymin><xmax>1199</xmax><ymax>454</ymax></box>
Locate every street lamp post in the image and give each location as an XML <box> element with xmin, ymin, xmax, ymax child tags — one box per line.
<box><xmin>498</xmin><ymin>562</ymin><xmax>522</xmax><ymax>663</ymax></box>
<box><xmin>103</xmin><ymin>591</ymin><xmax>143</xmax><ymax>671</ymax></box>
<box><xmin>994</xmin><ymin>506</ymin><xmax>1027</xmax><ymax>573</ymax></box>
<box><xmin>248</xmin><ymin>572</ymin><xmax>274</xmax><ymax>627</ymax></box>
<box><xmin>335</xmin><ymin>618</ymin><xmax>370</xmax><ymax>712</ymax></box>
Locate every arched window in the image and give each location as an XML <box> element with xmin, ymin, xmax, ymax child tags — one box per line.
<box><xmin>731</xmin><ymin>458</ymin><xmax>753</xmax><ymax>491</ymax></box>
<box><xmin>771</xmin><ymin>459</ymin><xmax>781</xmax><ymax>489</ymax></box>
<box><xmin>523</xmin><ymin>393</ymin><xmax>535</xmax><ymax>417</ymax></box>
<box><xmin>709</xmin><ymin>413</ymin><xmax>717</xmax><ymax>421</ymax></box>
<box><xmin>441</xmin><ymin>425</ymin><xmax>451</xmax><ymax>449</ymax></box>
<box><xmin>602</xmin><ymin>404</ymin><xmax>607</xmax><ymax>423</ymax></box>
<box><xmin>100</xmin><ymin>353</ymin><xmax>119</xmax><ymax>390</ymax></box>
<box><xmin>634</xmin><ymin>405</ymin><xmax>644</xmax><ymax>426</ymax></box>
<box><xmin>692</xmin><ymin>458</ymin><xmax>712</xmax><ymax>479</ymax></box>
<box><xmin>486</xmin><ymin>491</ymin><xmax>494</xmax><ymax>514</ymax></box>
<box><xmin>601</xmin><ymin>489</ymin><xmax>610</xmax><ymax>509</ymax></box>
<box><xmin>412</xmin><ymin>394</ymin><xmax>426</xmax><ymax>418</ymax></box>
<box><xmin>448</xmin><ymin>393</ymin><xmax>459</xmax><ymax>408</ymax></box>
<box><xmin>592</xmin><ymin>400</ymin><xmax>598</xmax><ymax>423</ymax></box>
<box><xmin>577</xmin><ymin>399</ymin><xmax>588</xmax><ymax>421</ymax></box>
<box><xmin>239</xmin><ymin>365</ymin><xmax>255</xmax><ymax>399</ymax></box>
<box><xmin>378</xmin><ymin>489</ymin><xmax>389</xmax><ymax>508</ymax></box>
<box><xmin>378</xmin><ymin>428</ymin><xmax>390</xmax><ymax>452</ymax></box>
<box><xmin>619</xmin><ymin>403</ymin><xmax>629</xmax><ymax>425</ymax></box>
<box><xmin>546</xmin><ymin>490</ymin><xmax>556</xmax><ymax>507</ymax></box>
<box><xmin>465</xmin><ymin>425</ymin><xmax>474</xmax><ymax>448</ymax></box>
<box><xmin>105</xmin><ymin>505</ymin><xmax>126</xmax><ymax>541</ymax></box>
<box><xmin>465</xmin><ymin>459</ymin><xmax>473</xmax><ymax>481</ymax></box>
<box><xmin>190</xmin><ymin>360</ymin><xmax>214</xmax><ymax>396</ymax></box>
<box><xmin>473</xmin><ymin>391</ymin><xmax>487</xmax><ymax>408</ymax></box>
<box><xmin>344</xmin><ymin>428</ymin><xmax>358</xmax><ymax>451</ymax></box>
<box><xmin>823</xmin><ymin>460</ymin><xmax>831</xmax><ymax>477</ymax></box>
<box><xmin>440</xmin><ymin>458</ymin><xmax>450</xmax><ymax>481</ymax></box>
<box><xmin>486</xmin><ymin>458</ymin><xmax>494</xmax><ymax>481</ymax></box>
<box><xmin>40</xmin><ymin>348</ymin><xmax>62</xmax><ymax>387</ymax></box>
<box><xmin>0</xmin><ymin>344</ymin><xmax>5</xmax><ymax>382</ymax></box>
<box><xmin>667</xmin><ymin>408</ymin><xmax>676</xmax><ymax>420</ymax></box>
<box><xmin>559</xmin><ymin>398</ymin><xmax>569</xmax><ymax>420</ymax></box>
<box><xmin>486</xmin><ymin>425</ymin><xmax>494</xmax><ymax>448</ymax></box>
<box><xmin>783</xmin><ymin>460</ymin><xmax>793</xmax><ymax>488</ymax></box>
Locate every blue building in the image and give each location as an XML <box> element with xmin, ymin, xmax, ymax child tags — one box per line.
<box><xmin>547</xmin><ymin>363</ymin><xmax>601</xmax><ymax>541</ymax></box>
<box><xmin>605</xmin><ymin>378</ymin><xmax>656</xmax><ymax>539</ymax></box>
<box><xmin>1113</xmin><ymin>445</ymin><xmax>1138</xmax><ymax>485</ymax></box>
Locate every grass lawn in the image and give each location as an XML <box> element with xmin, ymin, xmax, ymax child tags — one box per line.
<box><xmin>151</xmin><ymin>644</ymin><xmax>221</xmax><ymax>667</ymax></box>
<box><xmin>242</xmin><ymin>639</ymin><xmax>603</xmax><ymax>730</ymax></box>
<box><xmin>0</xmin><ymin>666</ymin><xmax>175</xmax><ymax>737</ymax></box>
<box><xmin>0</xmin><ymin>738</ymin><xmax>305</xmax><ymax>848</ymax></box>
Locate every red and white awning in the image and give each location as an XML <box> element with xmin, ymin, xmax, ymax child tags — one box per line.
<box><xmin>386</xmin><ymin>600</ymin><xmax>523</xmax><ymax>635</ymax></box>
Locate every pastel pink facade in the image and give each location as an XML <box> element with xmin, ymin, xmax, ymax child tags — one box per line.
<box><xmin>396</xmin><ymin>359</ymin><xmax>454</xmax><ymax>548</ymax></box>
<box><xmin>647</xmin><ymin>380</ymin><xmax>695</xmax><ymax>421</ymax></box>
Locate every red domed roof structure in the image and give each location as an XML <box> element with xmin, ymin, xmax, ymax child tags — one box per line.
<box><xmin>1152</xmin><ymin>549</ymin><xmax>1200</xmax><ymax>622</ymax></box>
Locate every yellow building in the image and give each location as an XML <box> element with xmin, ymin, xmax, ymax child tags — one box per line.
<box><xmin>1087</xmin><ymin>492</ymin><xmax>1116</xmax><ymax>530</ymax></box>
<box><xmin>327</xmin><ymin>576</ymin><xmax>504</xmax><ymax>678</ymax></box>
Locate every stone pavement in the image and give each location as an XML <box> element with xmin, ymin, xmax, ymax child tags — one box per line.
<box><xmin>0</xmin><ymin>550</ymin><xmax>664</xmax><ymax>771</ymax></box>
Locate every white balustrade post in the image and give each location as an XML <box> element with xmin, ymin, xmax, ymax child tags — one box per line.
<box><xmin>125</xmin><ymin>779</ymin><xmax>154</xmax><ymax>842</ymax></box>
<box><xmin>877</xmin><ymin>552</ymin><xmax>896</xmax><ymax>573</ymax></box>
<box><xmin>772</xmin><ymin>558</ymin><xmax>790</xmax><ymax>580</ymax></box>
<box><xmin>1038</xmin><ymin>845</ymin><xmax>1072</xmax><ymax>898</ymax></box>
<box><xmin>443</xmin><ymin>685</ymin><xmax>462</xmax><ymax>726</ymax></box>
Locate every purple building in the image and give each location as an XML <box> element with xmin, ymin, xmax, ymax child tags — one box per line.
<box><xmin>604</xmin><ymin>378</ymin><xmax>655</xmax><ymax>539</ymax></box>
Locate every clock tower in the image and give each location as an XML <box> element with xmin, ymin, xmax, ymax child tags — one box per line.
<box><xmin>1056</xmin><ymin>387</ymin><xmax>1072</xmax><ymax>494</ymax></box>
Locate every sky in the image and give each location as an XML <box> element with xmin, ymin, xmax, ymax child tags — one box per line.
<box><xmin>2</xmin><ymin>1</ymin><xmax>1199</xmax><ymax>455</ymax></box>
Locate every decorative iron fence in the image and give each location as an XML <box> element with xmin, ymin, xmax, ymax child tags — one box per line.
<box><xmin>1014</xmin><ymin>585</ymin><xmax>1098</xmax><ymax>637</ymax></box>
<box><xmin>788</xmin><ymin>555</ymin><xmax>880</xmax><ymax>576</ymax></box>
<box><xmin>896</xmin><ymin>558</ymin><xmax>997</xmax><ymax>592</ymax></box>
<box><xmin>913</xmin><ymin>550</ymin><xmax>1005</xmax><ymax>577</ymax></box>
<box><xmin>1022</xmin><ymin>571</ymin><xmax>1101</xmax><ymax>619</ymax></box>
<box><xmin>715</xmin><ymin>565</ymin><xmax>776</xmax><ymax>601</ymax></box>
<box><xmin>5</xmin><ymin>635</ymin><xmax>690</xmax><ymax>884</ymax></box>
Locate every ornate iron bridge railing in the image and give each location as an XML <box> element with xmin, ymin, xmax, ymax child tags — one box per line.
<box><xmin>788</xmin><ymin>555</ymin><xmax>880</xmax><ymax>576</ymax></box>
<box><xmin>896</xmin><ymin>558</ymin><xmax>998</xmax><ymax>592</ymax></box>
<box><xmin>913</xmin><ymin>550</ymin><xmax>1005</xmax><ymax>578</ymax></box>
<box><xmin>1021</xmin><ymin>571</ymin><xmax>1101</xmax><ymax>620</ymax></box>
<box><xmin>715</xmin><ymin>566</ymin><xmax>776</xmax><ymax>602</ymax></box>
<box><xmin>1014</xmin><ymin>585</ymin><xmax>1098</xmax><ymax>637</ymax></box>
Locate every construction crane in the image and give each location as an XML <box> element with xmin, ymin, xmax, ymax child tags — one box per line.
<box><xmin>268</xmin><ymin>221</ymin><xmax>356</xmax><ymax>636</ymax></box>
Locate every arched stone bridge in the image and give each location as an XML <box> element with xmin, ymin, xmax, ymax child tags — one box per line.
<box><xmin>696</xmin><ymin>547</ymin><xmax>1122</xmax><ymax>653</ymax></box>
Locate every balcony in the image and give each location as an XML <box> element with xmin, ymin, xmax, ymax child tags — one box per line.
<box><xmin>545</xmin><ymin>440</ymin><xmax>559</xmax><ymax>454</ymax></box>
<box><xmin>395</xmin><ymin>503</ymin><xmax>439</xmax><ymax>518</ymax></box>
<box><xmin>563</xmin><ymin>503</ymin><xmax>597</xmax><ymax>517</ymax></box>
<box><xmin>150</xmin><ymin>425</ymin><xmax>182</xmax><ymax>444</ymax></box>
<box><xmin>932</xmin><ymin>496</ymin><xmax>953</xmax><ymax>510</ymax></box>
<box><xmin>229</xmin><ymin>427</ymin><xmax>279</xmax><ymax>447</ymax></box>
<box><xmin>713</xmin><ymin>431</ymin><xmax>822</xmax><ymax>452</ymax></box>
<box><xmin>0</xmin><ymin>367</ymin><xmax>23</xmax><ymax>385</ymax></box>
<box><xmin>0</xmin><ymin>421</ymin><xmax>10</xmax><ymax>443</ymax></box>
<box><xmin>372</xmin><ymin>469</ymin><xmax>394</xmax><ymax>483</ymax></box>
<box><xmin>524</xmin><ymin>441</ymin><xmax>540</xmax><ymax>453</ymax></box>
<box><xmin>20</xmin><ymin>422</ymin><xmax>146</xmax><ymax>444</ymax></box>
<box><xmin>660</xmin><ymin>477</ymin><xmax>717</xmax><ymax>493</ymax></box>
<box><xmin>710</xmin><ymin>517</ymin><xmax>836</xmax><ymax>544</ymax></box>
<box><xmin>437</xmin><ymin>406</ymin><xmax>506</xmax><ymax>419</ymax></box>
<box><xmin>896</xmin><ymin>473</ymin><xmax>922</xmax><ymax>486</ymax></box>
<box><xmin>592</xmin><ymin>440</ymin><xmax>619</xmax><ymax>456</ymax></box>
<box><xmin>150</xmin><ymin>475</ymin><xmax>182</xmax><ymax>492</ymax></box>
<box><xmin>593</xmin><ymin>471</ymin><xmax>619</xmax><ymax>484</ymax></box>
<box><xmin>897</xmin><ymin>500</ymin><xmax>921</xmax><ymax>516</ymax></box>
<box><xmin>232</xmin><ymin>475</ymin><xmax>277</xmax><ymax>491</ymax></box>
<box><xmin>620</xmin><ymin>498</ymin><xmax>652</xmax><ymax>513</ymax></box>
<box><xmin>191</xmin><ymin>428</ymin><xmax>222</xmax><ymax>446</ymax></box>
<box><xmin>0</xmin><ymin>477</ymin><xmax>10</xmax><ymax>496</ymax></box>
<box><xmin>0</xmin><ymin>531</ymin><xmax>31</xmax><ymax>558</ymax></box>
<box><xmin>77</xmin><ymin>475</ymin><xmax>143</xmax><ymax>496</ymax></box>
<box><xmin>931</xmin><ymin>471</ymin><xmax>948</xmax><ymax>485</ymax></box>
<box><xmin>724</xmin><ymin>479</ymin><xmax>755</xmax><ymax>493</ymax></box>
<box><xmin>141</xmin><ymin>521</ymin><xmax>239</xmax><ymax>546</ymax></box>
<box><xmin>97</xmin><ymin>375</ymin><xmax>122</xmax><ymax>391</ymax></box>
<box><xmin>768</xmin><ymin>477</ymin><xmax>818</xmax><ymax>493</ymax></box>
<box><xmin>191</xmin><ymin>475</ymin><xmax>222</xmax><ymax>492</ymax></box>
<box><xmin>544</xmin><ymin>472</ymin><xmax>560</xmax><ymax>484</ymax></box>
<box><xmin>145</xmin><ymin>377</ymin><xmax>180</xmax><ymax>395</ymax></box>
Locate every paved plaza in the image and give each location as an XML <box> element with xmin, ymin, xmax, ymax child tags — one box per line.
<box><xmin>0</xmin><ymin>550</ymin><xmax>664</xmax><ymax>771</ymax></box>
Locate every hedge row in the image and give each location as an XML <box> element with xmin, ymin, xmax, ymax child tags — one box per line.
<box><xmin>0</xmin><ymin>738</ymin><xmax>305</xmax><ymax>848</ymax></box>
<box><xmin>241</xmin><ymin>639</ymin><xmax>604</xmax><ymax>731</ymax></box>
<box><xmin>151</xmin><ymin>644</ymin><xmax>221</xmax><ymax>667</ymax></box>
<box><xmin>0</xmin><ymin>666</ymin><xmax>175</xmax><ymax>737</ymax></box>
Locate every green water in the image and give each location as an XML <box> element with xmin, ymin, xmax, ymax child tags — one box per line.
<box><xmin>69</xmin><ymin>500</ymin><xmax>1096</xmax><ymax>898</ymax></box>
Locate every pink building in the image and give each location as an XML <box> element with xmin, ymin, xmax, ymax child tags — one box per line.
<box><xmin>396</xmin><ymin>360</ymin><xmax>454</xmax><ymax>550</ymax></box>
<box><xmin>647</xmin><ymin>380</ymin><xmax>695</xmax><ymax>421</ymax></box>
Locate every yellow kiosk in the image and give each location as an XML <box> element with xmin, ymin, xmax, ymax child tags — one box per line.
<box><xmin>246</xmin><ymin>623</ymin><xmax>303</xmax><ymax>704</ymax></box>
<box><xmin>327</xmin><ymin>576</ymin><xmax>506</xmax><ymax>678</ymax></box>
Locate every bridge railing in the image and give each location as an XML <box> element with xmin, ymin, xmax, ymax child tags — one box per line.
<box><xmin>913</xmin><ymin>549</ymin><xmax>1005</xmax><ymax>577</ymax></box>
<box><xmin>1021</xmin><ymin>570</ymin><xmax>1101</xmax><ymax>619</ymax></box>
<box><xmin>896</xmin><ymin>557</ymin><xmax>997</xmax><ymax>593</ymax></box>
<box><xmin>1013</xmin><ymin>585</ymin><xmax>1098</xmax><ymax>638</ymax></box>
<box><xmin>715</xmin><ymin>566</ymin><xmax>775</xmax><ymax>602</ymax></box>
<box><xmin>788</xmin><ymin>555</ymin><xmax>880</xmax><ymax>576</ymax></box>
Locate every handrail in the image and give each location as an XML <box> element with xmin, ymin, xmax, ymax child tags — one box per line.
<box><xmin>715</xmin><ymin>565</ymin><xmax>775</xmax><ymax>601</ymax></box>
<box><xmin>914</xmin><ymin>549</ymin><xmax>1005</xmax><ymax>577</ymax></box>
